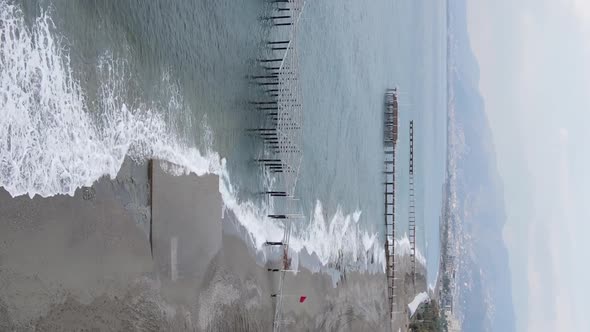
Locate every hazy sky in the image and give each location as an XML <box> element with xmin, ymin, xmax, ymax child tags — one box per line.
<box><xmin>466</xmin><ymin>0</ymin><xmax>590</xmax><ymax>331</ymax></box>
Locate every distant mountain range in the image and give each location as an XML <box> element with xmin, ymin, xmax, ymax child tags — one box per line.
<box><xmin>446</xmin><ymin>0</ymin><xmax>516</xmax><ymax>331</ymax></box>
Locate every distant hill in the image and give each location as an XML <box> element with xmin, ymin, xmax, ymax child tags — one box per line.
<box><xmin>447</xmin><ymin>0</ymin><xmax>516</xmax><ymax>331</ymax></box>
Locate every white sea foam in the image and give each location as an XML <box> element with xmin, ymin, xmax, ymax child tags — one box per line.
<box><xmin>395</xmin><ymin>234</ymin><xmax>411</xmax><ymax>256</ymax></box>
<box><xmin>0</xmin><ymin>1</ymin><xmax>385</xmax><ymax>272</ymax></box>
<box><xmin>288</xmin><ymin>201</ymin><xmax>384</xmax><ymax>270</ymax></box>
<box><xmin>395</xmin><ymin>234</ymin><xmax>427</xmax><ymax>267</ymax></box>
<box><xmin>0</xmin><ymin>2</ymin><xmax>217</xmax><ymax>198</ymax></box>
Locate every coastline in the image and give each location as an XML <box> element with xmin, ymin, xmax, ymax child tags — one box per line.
<box><xmin>0</xmin><ymin>0</ymin><xmax>450</xmax><ymax>330</ymax></box>
<box><xmin>0</xmin><ymin>159</ymin><xmax>393</xmax><ymax>330</ymax></box>
<box><xmin>391</xmin><ymin>252</ymin><xmax>428</xmax><ymax>332</ymax></box>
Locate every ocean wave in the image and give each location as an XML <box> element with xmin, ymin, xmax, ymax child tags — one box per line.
<box><xmin>0</xmin><ymin>2</ymin><xmax>220</xmax><ymax>198</ymax></box>
<box><xmin>289</xmin><ymin>201</ymin><xmax>384</xmax><ymax>270</ymax></box>
<box><xmin>395</xmin><ymin>234</ymin><xmax>427</xmax><ymax>266</ymax></box>
<box><xmin>0</xmin><ymin>1</ymin><xmax>385</xmax><ymax>272</ymax></box>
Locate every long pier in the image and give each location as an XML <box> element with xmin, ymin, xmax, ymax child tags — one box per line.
<box><xmin>383</xmin><ymin>88</ymin><xmax>398</xmax><ymax>317</ymax></box>
<box><xmin>250</xmin><ymin>0</ymin><xmax>305</xmax><ymax>200</ymax></box>
<box><xmin>408</xmin><ymin>120</ymin><xmax>416</xmax><ymax>284</ymax></box>
<box><xmin>248</xmin><ymin>1</ymin><xmax>307</xmax><ymax>331</ymax></box>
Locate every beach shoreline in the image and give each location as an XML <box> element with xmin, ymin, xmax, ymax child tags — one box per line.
<box><xmin>0</xmin><ymin>159</ymin><xmax>395</xmax><ymax>331</ymax></box>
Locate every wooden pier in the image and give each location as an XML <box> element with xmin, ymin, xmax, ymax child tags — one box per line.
<box><xmin>248</xmin><ymin>1</ymin><xmax>306</xmax><ymax>331</ymax></box>
<box><xmin>383</xmin><ymin>88</ymin><xmax>398</xmax><ymax>317</ymax></box>
<box><xmin>250</xmin><ymin>0</ymin><xmax>305</xmax><ymax>201</ymax></box>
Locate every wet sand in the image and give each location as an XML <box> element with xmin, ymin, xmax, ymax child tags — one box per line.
<box><xmin>0</xmin><ymin>159</ymin><xmax>395</xmax><ymax>331</ymax></box>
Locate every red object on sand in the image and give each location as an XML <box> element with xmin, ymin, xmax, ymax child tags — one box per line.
<box><xmin>299</xmin><ymin>296</ymin><xmax>307</xmax><ymax>303</ymax></box>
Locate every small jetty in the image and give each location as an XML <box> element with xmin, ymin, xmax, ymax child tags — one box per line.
<box><xmin>383</xmin><ymin>88</ymin><xmax>398</xmax><ymax>317</ymax></box>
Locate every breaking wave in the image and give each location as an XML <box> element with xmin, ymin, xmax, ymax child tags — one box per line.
<box><xmin>395</xmin><ymin>234</ymin><xmax>427</xmax><ymax>266</ymax></box>
<box><xmin>0</xmin><ymin>1</ymin><xmax>384</xmax><ymax>271</ymax></box>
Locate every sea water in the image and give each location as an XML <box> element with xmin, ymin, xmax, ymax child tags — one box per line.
<box><xmin>0</xmin><ymin>0</ymin><xmax>446</xmax><ymax>284</ymax></box>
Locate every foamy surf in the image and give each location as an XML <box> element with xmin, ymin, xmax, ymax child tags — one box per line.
<box><xmin>0</xmin><ymin>1</ymin><xmax>387</xmax><ymax>272</ymax></box>
<box><xmin>395</xmin><ymin>234</ymin><xmax>427</xmax><ymax>266</ymax></box>
<box><xmin>0</xmin><ymin>2</ymin><xmax>218</xmax><ymax>198</ymax></box>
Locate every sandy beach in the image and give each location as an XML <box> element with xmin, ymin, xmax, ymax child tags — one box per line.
<box><xmin>0</xmin><ymin>159</ymin><xmax>397</xmax><ymax>331</ymax></box>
